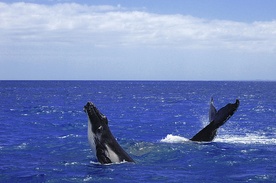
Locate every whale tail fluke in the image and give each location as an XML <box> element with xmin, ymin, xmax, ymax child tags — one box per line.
<box><xmin>190</xmin><ymin>99</ymin><xmax>240</xmax><ymax>142</ymax></box>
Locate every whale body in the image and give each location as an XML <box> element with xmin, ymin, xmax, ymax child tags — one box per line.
<box><xmin>84</xmin><ymin>102</ymin><xmax>135</xmax><ymax>164</ymax></box>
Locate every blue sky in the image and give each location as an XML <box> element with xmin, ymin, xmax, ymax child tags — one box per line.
<box><xmin>1</xmin><ymin>0</ymin><xmax>276</xmax><ymax>80</ymax></box>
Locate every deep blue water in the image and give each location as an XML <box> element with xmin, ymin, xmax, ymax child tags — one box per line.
<box><xmin>0</xmin><ymin>81</ymin><xmax>276</xmax><ymax>182</ymax></box>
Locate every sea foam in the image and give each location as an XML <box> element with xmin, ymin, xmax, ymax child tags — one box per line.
<box><xmin>160</xmin><ymin>134</ymin><xmax>189</xmax><ymax>143</ymax></box>
<box><xmin>161</xmin><ymin>133</ymin><xmax>276</xmax><ymax>145</ymax></box>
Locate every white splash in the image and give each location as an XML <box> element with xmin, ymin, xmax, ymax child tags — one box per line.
<box><xmin>160</xmin><ymin>133</ymin><xmax>276</xmax><ymax>145</ymax></box>
<box><xmin>214</xmin><ymin>134</ymin><xmax>276</xmax><ymax>145</ymax></box>
<box><xmin>160</xmin><ymin>134</ymin><xmax>189</xmax><ymax>143</ymax></box>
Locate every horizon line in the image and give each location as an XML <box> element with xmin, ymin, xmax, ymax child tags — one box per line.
<box><xmin>0</xmin><ymin>79</ymin><xmax>275</xmax><ymax>82</ymax></box>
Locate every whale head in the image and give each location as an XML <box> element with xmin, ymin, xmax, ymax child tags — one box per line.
<box><xmin>84</xmin><ymin>102</ymin><xmax>109</xmax><ymax>135</ymax></box>
<box><xmin>84</xmin><ymin>102</ymin><xmax>110</xmax><ymax>158</ymax></box>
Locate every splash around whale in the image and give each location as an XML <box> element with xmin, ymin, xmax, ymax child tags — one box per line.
<box><xmin>162</xmin><ymin>98</ymin><xmax>240</xmax><ymax>143</ymax></box>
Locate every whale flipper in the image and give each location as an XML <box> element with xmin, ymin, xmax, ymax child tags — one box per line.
<box><xmin>190</xmin><ymin>99</ymin><xmax>240</xmax><ymax>142</ymax></box>
<box><xmin>209</xmin><ymin>97</ymin><xmax>217</xmax><ymax>122</ymax></box>
<box><xmin>84</xmin><ymin>102</ymin><xmax>135</xmax><ymax>164</ymax></box>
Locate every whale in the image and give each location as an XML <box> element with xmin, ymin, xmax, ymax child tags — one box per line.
<box><xmin>84</xmin><ymin>102</ymin><xmax>135</xmax><ymax>164</ymax></box>
<box><xmin>190</xmin><ymin>98</ymin><xmax>240</xmax><ymax>142</ymax></box>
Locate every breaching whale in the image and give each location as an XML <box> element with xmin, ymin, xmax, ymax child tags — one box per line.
<box><xmin>190</xmin><ymin>98</ymin><xmax>240</xmax><ymax>142</ymax></box>
<box><xmin>84</xmin><ymin>98</ymin><xmax>239</xmax><ymax>164</ymax></box>
<box><xmin>84</xmin><ymin>102</ymin><xmax>135</xmax><ymax>164</ymax></box>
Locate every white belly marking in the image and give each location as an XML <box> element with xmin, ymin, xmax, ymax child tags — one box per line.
<box><xmin>88</xmin><ymin>120</ymin><xmax>96</xmax><ymax>157</ymax></box>
<box><xmin>105</xmin><ymin>145</ymin><xmax>120</xmax><ymax>163</ymax></box>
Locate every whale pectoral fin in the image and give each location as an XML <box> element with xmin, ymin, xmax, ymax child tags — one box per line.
<box><xmin>96</xmin><ymin>145</ymin><xmax>112</xmax><ymax>164</ymax></box>
<box><xmin>190</xmin><ymin>123</ymin><xmax>217</xmax><ymax>142</ymax></box>
<box><xmin>209</xmin><ymin>97</ymin><xmax>217</xmax><ymax>122</ymax></box>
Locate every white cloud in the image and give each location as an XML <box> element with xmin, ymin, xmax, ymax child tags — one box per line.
<box><xmin>1</xmin><ymin>2</ymin><xmax>276</xmax><ymax>53</ymax></box>
<box><xmin>1</xmin><ymin>2</ymin><xmax>276</xmax><ymax>80</ymax></box>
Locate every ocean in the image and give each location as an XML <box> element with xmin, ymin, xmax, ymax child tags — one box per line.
<box><xmin>0</xmin><ymin>81</ymin><xmax>275</xmax><ymax>182</ymax></box>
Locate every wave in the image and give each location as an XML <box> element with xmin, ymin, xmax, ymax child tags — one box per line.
<box><xmin>160</xmin><ymin>134</ymin><xmax>276</xmax><ymax>145</ymax></box>
<box><xmin>58</xmin><ymin>134</ymin><xmax>81</xmax><ymax>139</ymax></box>
<box><xmin>89</xmin><ymin>160</ymin><xmax>132</xmax><ymax>166</ymax></box>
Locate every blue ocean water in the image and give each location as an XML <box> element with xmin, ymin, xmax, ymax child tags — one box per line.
<box><xmin>0</xmin><ymin>81</ymin><xmax>275</xmax><ymax>182</ymax></box>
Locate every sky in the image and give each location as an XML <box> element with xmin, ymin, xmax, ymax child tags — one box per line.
<box><xmin>1</xmin><ymin>0</ymin><xmax>276</xmax><ymax>80</ymax></box>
